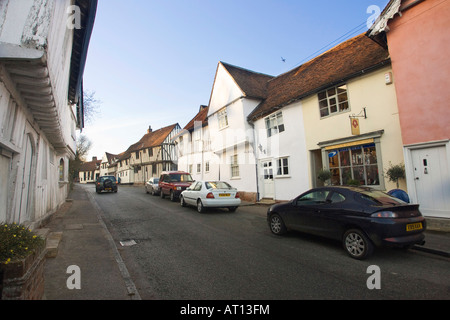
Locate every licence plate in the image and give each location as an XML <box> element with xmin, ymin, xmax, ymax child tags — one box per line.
<box><xmin>406</xmin><ymin>223</ymin><xmax>423</xmax><ymax>232</ymax></box>
<box><xmin>219</xmin><ymin>193</ymin><xmax>230</xmax><ymax>197</ymax></box>
<box><xmin>106</xmin><ymin>188</ymin><xmax>112</xmax><ymax>191</ymax></box>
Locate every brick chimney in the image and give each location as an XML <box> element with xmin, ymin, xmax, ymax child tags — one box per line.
<box><xmin>92</xmin><ymin>157</ymin><xmax>97</xmax><ymax>162</ymax></box>
<box><xmin>147</xmin><ymin>126</ymin><xmax>152</xmax><ymax>134</ymax></box>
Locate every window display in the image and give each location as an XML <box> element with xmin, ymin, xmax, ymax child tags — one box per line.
<box><xmin>327</xmin><ymin>143</ymin><xmax>379</xmax><ymax>186</ymax></box>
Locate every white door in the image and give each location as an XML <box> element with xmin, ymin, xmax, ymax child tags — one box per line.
<box><xmin>261</xmin><ymin>160</ymin><xmax>274</xmax><ymax>199</ymax></box>
<box><xmin>18</xmin><ymin>135</ymin><xmax>34</xmax><ymax>223</ymax></box>
<box><xmin>411</xmin><ymin>146</ymin><xmax>450</xmax><ymax>218</ymax></box>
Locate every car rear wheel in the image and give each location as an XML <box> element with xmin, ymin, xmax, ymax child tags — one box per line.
<box><xmin>343</xmin><ymin>229</ymin><xmax>374</xmax><ymax>260</ymax></box>
<box><xmin>197</xmin><ymin>199</ymin><xmax>205</xmax><ymax>213</ymax></box>
<box><xmin>269</xmin><ymin>213</ymin><xmax>287</xmax><ymax>235</ymax></box>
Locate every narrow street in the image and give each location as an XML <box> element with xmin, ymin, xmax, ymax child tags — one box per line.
<box><xmin>82</xmin><ymin>184</ymin><xmax>450</xmax><ymax>300</ymax></box>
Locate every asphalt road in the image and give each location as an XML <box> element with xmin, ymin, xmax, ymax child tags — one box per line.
<box><xmin>84</xmin><ymin>184</ymin><xmax>450</xmax><ymax>300</ymax></box>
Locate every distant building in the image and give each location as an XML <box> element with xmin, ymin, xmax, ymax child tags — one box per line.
<box><xmin>99</xmin><ymin>152</ymin><xmax>120</xmax><ymax>177</ymax></box>
<box><xmin>79</xmin><ymin>157</ymin><xmax>102</xmax><ymax>183</ymax></box>
<box><xmin>114</xmin><ymin>124</ymin><xmax>181</xmax><ymax>185</ymax></box>
<box><xmin>173</xmin><ymin>105</ymin><xmax>213</xmax><ymax>181</ymax></box>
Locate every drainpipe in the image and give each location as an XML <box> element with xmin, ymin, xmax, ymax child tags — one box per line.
<box><xmin>249</xmin><ymin>120</ymin><xmax>260</xmax><ymax>202</ymax></box>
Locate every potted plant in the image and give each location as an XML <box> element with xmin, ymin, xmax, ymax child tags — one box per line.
<box><xmin>0</xmin><ymin>223</ymin><xmax>46</xmax><ymax>300</ymax></box>
<box><xmin>385</xmin><ymin>162</ymin><xmax>406</xmax><ymax>188</ymax></box>
<box><xmin>347</xmin><ymin>179</ymin><xmax>361</xmax><ymax>186</ymax></box>
<box><xmin>317</xmin><ymin>169</ymin><xmax>332</xmax><ymax>186</ymax></box>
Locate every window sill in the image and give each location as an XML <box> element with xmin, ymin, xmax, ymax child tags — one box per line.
<box><xmin>275</xmin><ymin>175</ymin><xmax>291</xmax><ymax>179</ymax></box>
<box><xmin>59</xmin><ymin>181</ymin><xmax>69</xmax><ymax>187</ymax></box>
<box><xmin>230</xmin><ymin>176</ymin><xmax>241</xmax><ymax>180</ymax></box>
<box><xmin>319</xmin><ymin>109</ymin><xmax>351</xmax><ymax>120</ymax></box>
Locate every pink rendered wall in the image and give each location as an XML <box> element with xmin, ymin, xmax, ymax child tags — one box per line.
<box><xmin>386</xmin><ymin>0</ymin><xmax>450</xmax><ymax>145</ymax></box>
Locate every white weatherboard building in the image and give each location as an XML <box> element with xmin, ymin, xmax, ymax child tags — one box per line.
<box><xmin>206</xmin><ymin>62</ymin><xmax>274</xmax><ymax>202</ymax></box>
<box><xmin>0</xmin><ymin>0</ymin><xmax>97</xmax><ymax>227</ymax></box>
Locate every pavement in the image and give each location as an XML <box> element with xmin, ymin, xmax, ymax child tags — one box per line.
<box><xmin>40</xmin><ymin>184</ymin><xmax>450</xmax><ymax>300</ymax></box>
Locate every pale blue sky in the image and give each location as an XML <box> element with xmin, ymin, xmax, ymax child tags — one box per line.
<box><xmin>82</xmin><ymin>0</ymin><xmax>390</xmax><ymax>160</ymax></box>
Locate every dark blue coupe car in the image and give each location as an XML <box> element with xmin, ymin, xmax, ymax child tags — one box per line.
<box><xmin>267</xmin><ymin>186</ymin><xmax>426</xmax><ymax>259</ymax></box>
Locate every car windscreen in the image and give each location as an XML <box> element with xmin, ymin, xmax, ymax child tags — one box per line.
<box><xmin>98</xmin><ymin>176</ymin><xmax>116</xmax><ymax>182</ymax></box>
<box><xmin>169</xmin><ymin>174</ymin><xmax>193</xmax><ymax>182</ymax></box>
<box><xmin>205</xmin><ymin>181</ymin><xmax>232</xmax><ymax>189</ymax></box>
<box><xmin>359</xmin><ymin>190</ymin><xmax>406</xmax><ymax>206</ymax></box>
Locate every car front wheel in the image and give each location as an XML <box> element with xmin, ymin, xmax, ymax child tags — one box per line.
<box><xmin>180</xmin><ymin>195</ymin><xmax>186</xmax><ymax>207</ymax></box>
<box><xmin>343</xmin><ymin>229</ymin><xmax>374</xmax><ymax>260</ymax></box>
<box><xmin>269</xmin><ymin>213</ymin><xmax>287</xmax><ymax>235</ymax></box>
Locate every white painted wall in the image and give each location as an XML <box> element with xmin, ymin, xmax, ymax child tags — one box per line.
<box><xmin>207</xmin><ymin>63</ymin><xmax>261</xmax><ymax>198</ymax></box>
<box><xmin>0</xmin><ymin>0</ymin><xmax>81</xmax><ymax>226</ymax></box>
<box><xmin>253</xmin><ymin>101</ymin><xmax>310</xmax><ymax>201</ymax></box>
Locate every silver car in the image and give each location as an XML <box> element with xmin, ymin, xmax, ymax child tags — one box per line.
<box><xmin>180</xmin><ymin>180</ymin><xmax>241</xmax><ymax>213</ymax></box>
<box><xmin>145</xmin><ymin>177</ymin><xmax>160</xmax><ymax>196</ymax></box>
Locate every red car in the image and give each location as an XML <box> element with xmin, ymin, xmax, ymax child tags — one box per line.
<box><xmin>159</xmin><ymin>171</ymin><xmax>194</xmax><ymax>201</ymax></box>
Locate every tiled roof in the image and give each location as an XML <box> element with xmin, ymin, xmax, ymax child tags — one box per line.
<box><xmin>247</xmin><ymin>33</ymin><xmax>390</xmax><ymax>121</ymax></box>
<box><xmin>118</xmin><ymin>123</ymin><xmax>178</xmax><ymax>161</ymax></box>
<box><xmin>183</xmin><ymin>105</ymin><xmax>209</xmax><ymax>132</ymax></box>
<box><xmin>104</xmin><ymin>152</ymin><xmax>118</xmax><ymax>164</ymax></box>
<box><xmin>220</xmin><ymin>62</ymin><xmax>274</xmax><ymax>99</ymax></box>
<box><xmin>79</xmin><ymin>159</ymin><xmax>101</xmax><ymax>172</ymax></box>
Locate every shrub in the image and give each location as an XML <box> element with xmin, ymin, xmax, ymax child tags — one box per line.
<box><xmin>0</xmin><ymin>223</ymin><xmax>45</xmax><ymax>265</ymax></box>
<box><xmin>385</xmin><ymin>162</ymin><xmax>405</xmax><ymax>188</ymax></box>
<box><xmin>317</xmin><ymin>169</ymin><xmax>332</xmax><ymax>183</ymax></box>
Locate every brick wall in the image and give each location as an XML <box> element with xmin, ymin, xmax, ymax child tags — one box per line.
<box><xmin>0</xmin><ymin>247</ymin><xmax>46</xmax><ymax>300</ymax></box>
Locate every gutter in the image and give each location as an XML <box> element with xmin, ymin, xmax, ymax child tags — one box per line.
<box><xmin>399</xmin><ymin>0</ymin><xmax>426</xmax><ymax>13</ymax></box>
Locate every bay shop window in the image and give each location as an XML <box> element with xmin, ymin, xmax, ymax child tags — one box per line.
<box><xmin>328</xmin><ymin>143</ymin><xmax>379</xmax><ymax>186</ymax></box>
<box><xmin>319</xmin><ymin>132</ymin><xmax>385</xmax><ymax>188</ymax></box>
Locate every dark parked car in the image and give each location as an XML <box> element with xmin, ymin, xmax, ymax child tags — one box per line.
<box><xmin>145</xmin><ymin>177</ymin><xmax>160</xmax><ymax>196</ymax></box>
<box><xmin>96</xmin><ymin>176</ymin><xmax>118</xmax><ymax>194</ymax></box>
<box><xmin>159</xmin><ymin>171</ymin><xmax>194</xmax><ymax>201</ymax></box>
<box><xmin>267</xmin><ymin>186</ymin><xmax>426</xmax><ymax>260</ymax></box>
